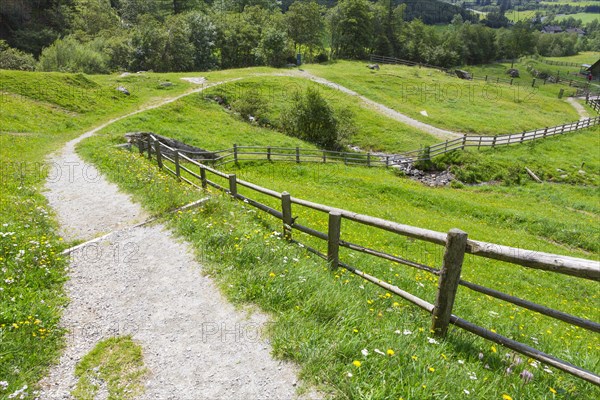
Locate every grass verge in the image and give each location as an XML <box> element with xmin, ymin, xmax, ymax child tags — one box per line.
<box><xmin>79</xmin><ymin>125</ymin><xmax>600</xmax><ymax>399</ymax></box>
<box><xmin>71</xmin><ymin>336</ymin><xmax>147</xmax><ymax>400</ymax></box>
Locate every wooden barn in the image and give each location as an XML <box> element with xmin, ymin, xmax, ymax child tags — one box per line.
<box><xmin>586</xmin><ymin>59</ymin><xmax>600</xmax><ymax>79</ymax></box>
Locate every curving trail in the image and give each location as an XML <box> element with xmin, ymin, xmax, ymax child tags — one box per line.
<box><xmin>39</xmin><ymin>79</ymin><xmax>319</xmax><ymax>399</ymax></box>
<box><xmin>292</xmin><ymin>70</ymin><xmax>463</xmax><ymax>141</ymax></box>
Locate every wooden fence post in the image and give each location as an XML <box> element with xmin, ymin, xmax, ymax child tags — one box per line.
<box><xmin>385</xmin><ymin>156</ymin><xmax>390</xmax><ymax>167</ymax></box>
<box><xmin>431</xmin><ymin>229</ymin><xmax>468</xmax><ymax>337</ymax></box>
<box><xmin>520</xmin><ymin>131</ymin><xmax>526</xmax><ymax>143</ymax></box>
<box><xmin>327</xmin><ymin>211</ymin><xmax>342</xmax><ymax>270</ymax></box>
<box><xmin>138</xmin><ymin>138</ymin><xmax>144</xmax><ymax>155</ymax></box>
<box><xmin>367</xmin><ymin>153</ymin><xmax>371</xmax><ymax>167</ymax></box>
<box><xmin>462</xmin><ymin>134</ymin><xmax>467</xmax><ymax>149</ymax></box>
<box><xmin>228</xmin><ymin>174</ymin><xmax>237</xmax><ymax>198</ymax></box>
<box><xmin>267</xmin><ymin>147</ymin><xmax>271</xmax><ymax>162</ymax></box>
<box><xmin>492</xmin><ymin>136</ymin><xmax>497</xmax><ymax>148</ymax></box>
<box><xmin>147</xmin><ymin>135</ymin><xmax>152</xmax><ymax>160</ymax></box>
<box><xmin>174</xmin><ymin>151</ymin><xmax>181</xmax><ymax>180</ymax></box>
<box><xmin>154</xmin><ymin>139</ymin><xmax>163</xmax><ymax>169</ymax></box>
<box><xmin>296</xmin><ymin>147</ymin><xmax>300</xmax><ymax>163</ymax></box>
<box><xmin>532</xmin><ymin>78</ymin><xmax>536</xmax><ymax>87</ymax></box>
<box><xmin>233</xmin><ymin>144</ymin><xmax>238</xmax><ymax>164</ymax></box>
<box><xmin>200</xmin><ymin>166</ymin><xmax>207</xmax><ymax>189</ymax></box>
<box><xmin>322</xmin><ymin>151</ymin><xmax>326</xmax><ymax>163</ymax></box>
<box><xmin>281</xmin><ymin>191</ymin><xmax>292</xmax><ymax>240</ymax></box>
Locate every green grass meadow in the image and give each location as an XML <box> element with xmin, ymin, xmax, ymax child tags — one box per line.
<box><xmin>78</xmin><ymin>68</ymin><xmax>600</xmax><ymax>398</ymax></box>
<box><xmin>1</xmin><ymin>64</ymin><xmax>599</xmax><ymax>399</ymax></box>
<box><xmin>304</xmin><ymin>61</ymin><xmax>580</xmax><ymax>135</ymax></box>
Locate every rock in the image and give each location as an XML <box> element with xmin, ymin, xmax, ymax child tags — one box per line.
<box><xmin>455</xmin><ymin>69</ymin><xmax>472</xmax><ymax>80</ymax></box>
<box><xmin>367</xmin><ymin>64</ymin><xmax>380</xmax><ymax>70</ymax></box>
<box><xmin>420</xmin><ymin>110</ymin><xmax>429</xmax><ymax>117</ymax></box>
<box><xmin>116</xmin><ymin>86</ymin><xmax>130</xmax><ymax>96</ymax></box>
<box><xmin>160</xmin><ymin>82</ymin><xmax>173</xmax><ymax>87</ymax></box>
<box><xmin>507</xmin><ymin>68</ymin><xmax>520</xmax><ymax>78</ymax></box>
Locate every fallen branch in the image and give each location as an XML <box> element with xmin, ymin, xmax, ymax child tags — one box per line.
<box><xmin>61</xmin><ymin>196</ymin><xmax>211</xmax><ymax>256</ymax></box>
<box><xmin>525</xmin><ymin>167</ymin><xmax>542</xmax><ymax>183</ymax></box>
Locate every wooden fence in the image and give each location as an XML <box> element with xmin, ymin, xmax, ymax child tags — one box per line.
<box><xmin>134</xmin><ymin>134</ymin><xmax>600</xmax><ymax>385</ymax></box>
<box><xmin>180</xmin><ymin>114</ymin><xmax>600</xmax><ymax>168</ymax></box>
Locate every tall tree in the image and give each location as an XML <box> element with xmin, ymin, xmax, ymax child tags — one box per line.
<box><xmin>285</xmin><ymin>0</ymin><xmax>325</xmax><ymax>58</ymax></box>
<box><xmin>329</xmin><ymin>0</ymin><xmax>373</xmax><ymax>59</ymax></box>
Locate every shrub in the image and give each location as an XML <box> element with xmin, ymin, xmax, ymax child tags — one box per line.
<box><xmin>0</xmin><ymin>40</ymin><xmax>36</xmax><ymax>71</ymax></box>
<box><xmin>280</xmin><ymin>87</ymin><xmax>355</xmax><ymax>150</ymax></box>
<box><xmin>232</xmin><ymin>90</ymin><xmax>269</xmax><ymax>122</ymax></box>
<box><xmin>37</xmin><ymin>36</ymin><xmax>109</xmax><ymax>74</ymax></box>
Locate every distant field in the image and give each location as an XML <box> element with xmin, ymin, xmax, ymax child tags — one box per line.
<box><xmin>545</xmin><ymin>51</ymin><xmax>600</xmax><ymax>64</ymax></box>
<box><xmin>541</xmin><ymin>1</ymin><xmax>600</xmax><ymax>7</ymax></box>
<box><xmin>305</xmin><ymin>61</ymin><xmax>580</xmax><ymax>135</ymax></box>
<box><xmin>555</xmin><ymin>12</ymin><xmax>600</xmax><ymax>23</ymax></box>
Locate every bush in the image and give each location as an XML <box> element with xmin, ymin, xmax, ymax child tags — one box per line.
<box><xmin>37</xmin><ymin>36</ymin><xmax>109</xmax><ymax>74</ymax></box>
<box><xmin>280</xmin><ymin>87</ymin><xmax>355</xmax><ymax>150</ymax></box>
<box><xmin>232</xmin><ymin>90</ymin><xmax>268</xmax><ymax>123</ymax></box>
<box><xmin>0</xmin><ymin>40</ymin><xmax>36</xmax><ymax>71</ymax></box>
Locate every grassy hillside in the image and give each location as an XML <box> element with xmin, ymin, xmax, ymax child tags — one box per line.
<box><xmin>304</xmin><ymin>61</ymin><xmax>580</xmax><ymax>135</ymax></box>
<box><xmin>2</xmin><ymin>66</ymin><xmax>599</xmax><ymax>398</ymax></box>
<box><xmin>100</xmin><ymin>75</ymin><xmax>438</xmax><ymax>153</ymax></box>
<box><xmin>0</xmin><ymin>69</ymin><xmax>205</xmax><ymax>395</ymax></box>
<box><xmin>78</xmin><ymin>67</ymin><xmax>600</xmax><ymax>398</ymax></box>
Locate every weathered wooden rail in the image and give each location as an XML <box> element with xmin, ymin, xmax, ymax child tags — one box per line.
<box><xmin>175</xmin><ymin>113</ymin><xmax>600</xmax><ymax>168</ymax></box>
<box><xmin>135</xmin><ymin>135</ymin><xmax>600</xmax><ymax>385</ymax></box>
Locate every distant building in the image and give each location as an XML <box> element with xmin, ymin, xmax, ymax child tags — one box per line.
<box><xmin>541</xmin><ymin>26</ymin><xmax>563</xmax><ymax>34</ymax></box>
<box><xmin>565</xmin><ymin>28</ymin><xmax>586</xmax><ymax>36</ymax></box>
<box><xmin>586</xmin><ymin>60</ymin><xmax>600</xmax><ymax>79</ymax></box>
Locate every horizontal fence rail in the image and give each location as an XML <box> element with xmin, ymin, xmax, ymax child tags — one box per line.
<box><xmin>187</xmin><ymin>115</ymin><xmax>600</xmax><ymax>169</ymax></box>
<box><xmin>134</xmin><ymin>134</ymin><xmax>600</xmax><ymax>386</ymax></box>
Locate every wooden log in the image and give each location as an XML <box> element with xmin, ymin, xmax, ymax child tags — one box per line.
<box><xmin>281</xmin><ymin>191</ymin><xmax>292</xmax><ymax>240</ymax></box>
<box><xmin>526</xmin><ymin>167</ymin><xmax>542</xmax><ymax>183</ymax></box>
<box><xmin>147</xmin><ymin>135</ymin><xmax>153</xmax><ymax>160</ymax></box>
<box><xmin>450</xmin><ymin>316</ymin><xmax>600</xmax><ymax>386</ymax></box>
<box><xmin>228</xmin><ymin>174</ymin><xmax>237</xmax><ymax>197</ymax></box>
<box><xmin>155</xmin><ymin>139</ymin><xmax>163</xmax><ymax>169</ymax></box>
<box><xmin>200</xmin><ymin>166</ymin><xmax>207</xmax><ymax>189</ymax></box>
<box><xmin>327</xmin><ymin>211</ymin><xmax>342</xmax><ymax>270</ymax></box>
<box><xmin>432</xmin><ymin>229</ymin><xmax>468</xmax><ymax>337</ymax></box>
<box><xmin>174</xmin><ymin>151</ymin><xmax>181</xmax><ymax>180</ymax></box>
<box><xmin>459</xmin><ymin>279</ymin><xmax>600</xmax><ymax>333</ymax></box>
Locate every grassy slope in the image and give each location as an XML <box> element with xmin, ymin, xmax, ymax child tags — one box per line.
<box><xmin>545</xmin><ymin>52</ymin><xmax>600</xmax><ymax>65</ymax></box>
<box><xmin>304</xmin><ymin>61</ymin><xmax>580</xmax><ymax>135</ymax></box>
<box><xmin>78</xmin><ymin>71</ymin><xmax>600</xmax><ymax>398</ymax></box>
<box><xmin>0</xmin><ymin>68</ymin><xmax>253</xmax><ymax>395</ymax></box>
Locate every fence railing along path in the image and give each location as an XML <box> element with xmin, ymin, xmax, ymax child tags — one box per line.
<box><xmin>134</xmin><ymin>134</ymin><xmax>600</xmax><ymax>386</ymax></box>
<box><xmin>183</xmin><ymin>113</ymin><xmax>600</xmax><ymax>168</ymax></box>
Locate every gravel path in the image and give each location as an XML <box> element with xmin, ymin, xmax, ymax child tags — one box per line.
<box><xmin>39</xmin><ymin>87</ymin><xmax>319</xmax><ymax>399</ymax></box>
<box><xmin>566</xmin><ymin>97</ymin><xmax>590</xmax><ymax>120</ymax></box>
<box><xmin>295</xmin><ymin>70</ymin><xmax>463</xmax><ymax>141</ymax></box>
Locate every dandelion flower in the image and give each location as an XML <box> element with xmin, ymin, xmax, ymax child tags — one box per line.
<box><xmin>491</xmin><ymin>345</ymin><xmax>497</xmax><ymax>353</ymax></box>
<box><xmin>502</xmin><ymin>395</ymin><xmax>513</xmax><ymax>400</ymax></box>
<box><xmin>269</xmin><ymin>272</ymin><xmax>276</xmax><ymax>278</ymax></box>
<box><xmin>428</xmin><ymin>367</ymin><xmax>435</xmax><ymax>373</ymax></box>
<box><xmin>387</xmin><ymin>349</ymin><xmax>395</xmax><ymax>356</ymax></box>
<box><xmin>352</xmin><ymin>360</ymin><xmax>361</xmax><ymax>368</ymax></box>
<box><xmin>549</xmin><ymin>387</ymin><xmax>557</xmax><ymax>394</ymax></box>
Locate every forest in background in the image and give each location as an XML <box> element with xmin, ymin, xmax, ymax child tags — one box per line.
<box><xmin>0</xmin><ymin>0</ymin><xmax>598</xmax><ymax>73</ymax></box>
